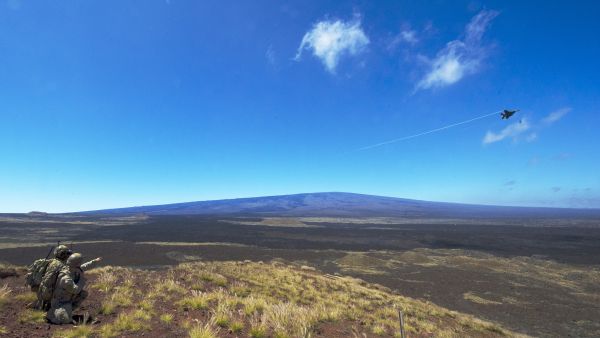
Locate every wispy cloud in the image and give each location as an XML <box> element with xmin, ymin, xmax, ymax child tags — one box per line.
<box><xmin>295</xmin><ymin>18</ymin><xmax>369</xmax><ymax>73</ymax></box>
<box><xmin>484</xmin><ymin>107</ymin><xmax>571</xmax><ymax>145</ymax></box>
<box><xmin>388</xmin><ymin>29</ymin><xmax>418</xmax><ymax>50</ymax></box>
<box><xmin>483</xmin><ymin>118</ymin><xmax>530</xmax><ymax>144</ymax></box>
<box><xmin>416</xmin><ymin>10</ymin><xmax>498</xmax><ymax>90</ymax></box>
<box><xmin>551</xmin><ymin>187</ymin><xmax>561</xmax><ymax>193</ymax></box>
<box><xmin>542</xmin><ymin>107</ymin><xmax>571</xmax><ymax>124</ymax></box>
<box><xmin>503</xmin><ymin>180</ymin><xmax>516</xmax><ymax>186</ymax></box>
<box><xmin>265</xmin><ymin>45</ymin><xmax>276</xmax><ymax>66</ymax></box>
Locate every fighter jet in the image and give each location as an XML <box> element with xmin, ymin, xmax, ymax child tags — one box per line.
<box><xmin>501</xmin><ymin>109</ymin><xmax>519</xmax><ymax>119</ymax></box>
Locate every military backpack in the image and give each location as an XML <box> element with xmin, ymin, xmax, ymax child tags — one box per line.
<box><xmin>38</xmin><ymin>260</ymin><xmax>66</xmax><ymax>306</ymax></box>
<box><xmin>25</xmin><ymin>258</ymin><xmax>51</xmax><ymax>290</ymax></box>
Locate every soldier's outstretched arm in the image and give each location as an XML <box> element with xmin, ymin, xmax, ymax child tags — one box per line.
<box><xmin>80</xmin><ymin>257</ymin><xmax>102</xmax><ymax>271</ymax></box>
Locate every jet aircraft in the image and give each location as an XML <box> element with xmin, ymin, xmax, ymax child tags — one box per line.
<box><xmin>501</xmin><ymin>109</ymin><xmax>519</xmax><ymax>119</ymax></box>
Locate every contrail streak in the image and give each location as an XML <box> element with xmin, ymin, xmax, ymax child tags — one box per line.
<box><xmin>357</xmin><ymin>110</ymin><xmax>501</xmax><ymax>151</ymax></box>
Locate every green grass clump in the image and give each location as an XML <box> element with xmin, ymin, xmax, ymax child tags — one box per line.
<box><xmin>249</xmin><ymin>326</ymin><xmax>267</xmax><ymax>338</ymax></box>
<box><xmin>98</xmin><ymin>310</ymin><xmax>150</xmax><ymax>337</ymax></box>
<box><xmin>229</xmin><ymin>320</ymin><xmax>244</xmax><ymax>333</ymax></box>
<box><xmin>188</xmin><ymin>319</ymin><xmax>219</xmax><ymax>338</ymax></box>
<box><xmin>372</xmin><ymin>324</ymin><xmax>387</xmax><ymax>335</ymax></box>
<box><xmin>15</xmin><ymin>292</ymin><xmax>37</xmax><ymax>303</ymax></box>
<box><xmin>179</xmin><ymin>291</ymin><xmax>210</xmax><ymax>310</ymax></box>
<box><xmin>53</xmin><ymin>325</ymin><xmax>94</xmax><ymax>338</ymax></box>
<box><xmin>160</xmin><ymin>313</ymin><xmax>174</xmax><ymax>324</ymax></box>
<box><xmin>243</xmin><ymin>296</ymin><xmax>266</xmax><ymax>316</ymax></box>
<box><xmin>19</xmin><ymin>309</ymin><xmax>46</xmax><ymax>324</ymax></box>
<box><xmin>100</xmin><ymin>301</ymin><xmax>116</xmax><ymax>315</ymax></box>
<box><xmin>215</xmin><ymin>315</ymin><xmax>229</xmax><ymax>328</ymax></box>
<box><xmin>191</xmin><ymin>283</ymin><xmax>204</xmax><ymax>291</ymax></box>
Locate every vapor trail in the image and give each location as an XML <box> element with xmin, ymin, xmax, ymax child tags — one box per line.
<box><xmin>357</xmin><ymin>110</ymin><xmax>501</xmax><ymax>151</ymax></box>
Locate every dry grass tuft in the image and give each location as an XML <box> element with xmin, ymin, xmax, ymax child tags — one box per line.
<box><xmin>92</xmin><ymin>270</ymin><xmax>118</xmax><ymax>293</ymax></box>
<box><xmin>15</xmin><ymin>292</ymin><xmax>37</xmax><ymax>303</ymax></box>
<box><xmin>179</xmin><ymin>290</ymin><xmax>210</xmax><ymax>310</ymax></box>
<box><xmin>19</xmin><ymin>309</ymin><xmax>46</xmax><ymax>324</ymax></box>
<box><xmin>0</xmin><ymin>284</ymin><xmax>11</xmax><ymax>308</ymax></box>
<box><xmin>53</xmin><ymin>324</ymin><xmax>95</xmax><ymax>338</ymax></box>
<box><xmin>98</xmin><ymin>309</ymin><xmax>151</xmax><ymax>337</ymax></box>
<box><xmin>188</xmin><ymin>317</ymin><xmax>219</xmax><ymax>338</ymax></box>
<box><xmin>248</xmin><ymin>313</ymin><xmax>267</xmax><ymax>338</ymax></box>
<box><xmin>464</xmin><ymin>292</ymin><xmax>503</xmax><ymax>305</ymax></box>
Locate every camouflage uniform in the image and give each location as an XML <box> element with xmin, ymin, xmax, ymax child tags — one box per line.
<box><xmin>46</xmin><ymin>253</ymin><xmax>100</xmax><ymax>324</ymax></box>
<box><xmin>43</xmin><ymin>245</ymin><xmax>73</xmax><ymax>283</ymax></box>
<box><xmin>33</xmin><ymin>245</ymin><xmax>72</xmax><ymax>310</ymax></box>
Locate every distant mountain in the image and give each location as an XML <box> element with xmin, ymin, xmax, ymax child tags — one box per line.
<box><xmin>78</xmin><ymin>192</ymin><xmax>600</xmax><ymax>218</ymax></box>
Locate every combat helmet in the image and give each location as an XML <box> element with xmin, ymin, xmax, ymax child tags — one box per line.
<box><xmin>54</xmin><ymin>245</ymin><xmax>73</xmax><ymax>261</ymax></box>
<box><xmin>67</xmin><ymin>253</ymin><xmax>84</xmax><ymax>268</ymax></box>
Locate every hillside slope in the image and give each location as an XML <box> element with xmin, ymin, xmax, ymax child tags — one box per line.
<box><xmin>78</xmin><ymin>192</ymin><xmax>600</xmax><ymax>218</ymax></box>
<box><xmin>0</xmin><ymin>261</ymin><xmax>525</xmax><ymax>337</ymax></box>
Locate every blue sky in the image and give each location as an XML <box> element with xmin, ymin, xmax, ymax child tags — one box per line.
<box><xmin>1</xmin><ymin>1</ymin><xmax>599</xmax><ymax>212</ymax></box>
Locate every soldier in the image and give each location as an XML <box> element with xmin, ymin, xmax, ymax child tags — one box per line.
<box><xmin>46</xmin><ymin>253</ymin><xmax>86</xmax><ymax>324</ymax></box>
<box><xmin>27</xmin><ymin>244</ymin><xmax>73</xmax><ymax>309</ymax></box>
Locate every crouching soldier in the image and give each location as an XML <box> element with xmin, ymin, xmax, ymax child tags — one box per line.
<box><xmin>47</xmin><ymin>253</ymin><xmax>90</xmax><ymax>324</ymax></box>
<box><xmin>26</xmin><ymin>244</ymin><xmax>73</xmax><ymax>310</ymax></box>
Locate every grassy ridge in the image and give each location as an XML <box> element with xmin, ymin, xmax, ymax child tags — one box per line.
<box><xmin>41</xmin><ymin>260</ymin><xmax>523</xmax><ymax>337</ymax></box>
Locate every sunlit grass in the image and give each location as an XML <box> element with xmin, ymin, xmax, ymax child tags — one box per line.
<box><xmin>19</xmin><ymin>309</ymin><xmax>46</xmax><ymax>324</ymax></box>
<box><xmin>0</xmin><ymin>284</ymin><xmax>11</xmax><ymax>308</ymax></box>
<box><xmin>53</xmin><ymin>325</ymin><xmax>95</xmax><ymax>338</ymax></box>
<box><xmin>160</xmin><ymin>313</ymin><xmax>174</xmax><ymax>324</ymax></box>
<box><xmin>4</xmin><ymin>258</ymin><xmax>516</xmax><ymax>337</ymax></box>
<box><xmin>98</xmin><ymin>310</ymin><xmax>151</xmax><ymax>337</ymax></box>
<box><xmin>188</xmin><ymin>318</ymin><xmax>219</xmax><ymax>338</ymax></box>
<box><xmin>178</xmin><ymin>290</ymin><xmax>210</xmax><ymax>310</ymax></box>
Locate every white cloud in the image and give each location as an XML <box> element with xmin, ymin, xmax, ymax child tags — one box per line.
<box><xmin>482</xmin><ymin>118</ymin><xmax>530</xmax><ymax>144</ymax></box>
<box><xmin>417</xmin><ymin>10</ymin><xmax>498</xmax><ymax>90</ymax></box>
<box><xmin>542</xmin><ymin>107</ymin><xmax>570</xmax><ymax>124</ymax></box>
<box><xmin>399</xmin><ymin>30</ymin><xmax>418</xmax><ymax>44</ymax></box>
<box><xmin>295</xmin><ymin>18</ymin><xmax>369</xmax><ymax>73</ymax></box>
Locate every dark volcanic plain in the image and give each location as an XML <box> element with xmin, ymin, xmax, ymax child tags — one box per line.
<box><xmin>1</xmin><ymin>205</ymin><xmax>600</xmax><ymax>337</ymax></box>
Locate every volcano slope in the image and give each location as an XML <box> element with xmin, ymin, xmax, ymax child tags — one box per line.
<box><xmin>0</xmin><ymin>261</ymin><xmax>521</xmax><ymax>338</ymax></box>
